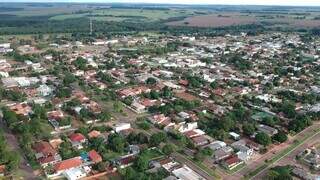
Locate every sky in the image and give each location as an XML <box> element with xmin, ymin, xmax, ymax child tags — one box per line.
<box><xmin>5</xmin><ymin>0</ymin><xmax>320</xmax><ymax>6</ymax></box>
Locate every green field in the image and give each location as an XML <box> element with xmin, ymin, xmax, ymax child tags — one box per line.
<box><xmin>50</xmin><ymin>8</ymin><xmax>199</xmax><ymax>22</ymax></box>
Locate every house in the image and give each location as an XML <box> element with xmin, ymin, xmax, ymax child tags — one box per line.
<box><xmin>69</xmin><ymin>133</ymin><xmax>87</xmax><ymax>150</ymax></box>
<box><xmin>88</xmin><ymin>150</ymin><xmax>102</xmax><ymax>164</ymax></box>
<box><xmin>177</xmin><ymin>112</ymin><xmax>190</xmax><ymax>120</ymax></box>
<box><xmin>229</xmin><ymin>132</ymin><xmax>240</xmax><ymax>140</ymax></box>
<box><xmin>207</xmin><ymin>141</ymin><xmax>227</xmax><ymax>151</ymax></box>
<box><xmin>131</xmin><ymin>102</ymin><xmax>146</xmax><ymax>113</ymax></box>
<box><xmin>231</xmin><ymin>140</ymin><xmax>254</xmax><ymax>161</ymax></box>
<box><xmin>177</xmin><ymin>122</ymin><xmax>198</xmax><ymax>133</ymax></box>
<box><xmin>214</xmin><ymin>146</ymin><xmax>233</xmax><ymax>162</ymax></box>
<box><xmin>191</xmin><ymin>135</ymin><xmax>210</xmax><ymax>147</ymax></box>
<box><xmin>47</xmin><ymin>110</ymin><xmax>64</xmax><ymax>120</ymax></box>
<box><xmin>33</xmin><ymin>141</ymin><xmax>62</xmax><ymax>167</ymax></box>
<box><xmin>88</xmin><ymin>130</ymin><xmax>101</xmax><ymax>139</ymax></box>
<box><xmin>300</xmin><ymin>147</ymin><xmax>320</xmax><ymax>170</ymax></box>
<box><xmin>128</xmin><ymin>145</ymin><xmax>140</xmax><ymax>155</ymax></box>
<box><xmin>113</xmin><ymin>123</ymin><xmax>131</xmax><ymax>133</ymax></box>
<box><xmin>63</xmin><ymin>168</ymin><xmax>87</xmax><ymax>180</ymax></box>
<box><xmin>258</xmin><ymin>124</ymin><xmax>278</xmax><ymax>136</ymax></box>
<box><xmin>86</xmin><ymin>101</ymin><xmax>102</xmax><ymax>114</ymax></box>
<box><xmin>222</xmin><ymin>155</ymin><xmax>244</xmax><ymax>170</ymax></box>
<box><xmin>149</xmin><ymin>114</ymin><xmax>170</xmax><ymax>124</ymax></box>
<box><xmin>8</xmin><ymin>103</ymin><xmax>32</xmax><ymax>116</ymax></box>
<box><xmin>112</xmin><ymin>154</ymin><xmax>136</xmax><ymax>169</ymax></box>
<box><xmin>0</xmin><ymin>165</ymin><xmax>5</xmax><ymax>176</ymax></box>
<box><xmin>54</xmin><ymin>157</ymin><xmax>83</xmax><ymax>175</ymax></box>
<box><xmin>183</xmin><ymin>129</ymin><xmax>205</xmax><ymax>139</ymax></box>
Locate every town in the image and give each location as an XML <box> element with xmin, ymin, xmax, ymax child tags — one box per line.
<box><xmin>1</xmin><ymin>2</ymin><xmax>320</xmax><ymax>180</ymax></box>
<box><xmin>1</xmin><ymin>30</ymin><xmax>320</xmax><ymax>180</ymax></box>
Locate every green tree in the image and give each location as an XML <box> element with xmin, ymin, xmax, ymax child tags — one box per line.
<box><xmin>255</xmin><ymin>132</ymin><xmax>271</xmax><ymax>146</ymax></box>
<box><xmin>150</xmin><ymin>132</ymin><xmax>167</xmax><ymax>147</ymax></box>
<box><xmin>108</xmin><ymin>134</ymin><xmax>126</xmax><ymax>153</ymax></box>
<box><xmin>243</xmin><ymin>123</ymin><xmax>256</xmax><ymax>136</ymax></box>
<box><xmin>145</xmin><ymin>77</ymin><xmax>157</xmax><ymax>85</ymax></box>
<box><xmin>162</xmin><ymin>143</ymin><xmax>175</xmax><ymax>155</ymax></box>
<box><xmin>272</xmin><ymin>131</ymin><xmax>288</xmax><ymax>143</ymax></box>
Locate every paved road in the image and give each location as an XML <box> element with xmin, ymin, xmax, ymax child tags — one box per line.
<box><xmin>0</xmin><ymin>122</ymin><xmax>36</xmax><ymax>180</ymax></box>
<box><xmin>252</xmin><ymin>126</ymin><xmax>320</xmax><ymax>180</ymax></box>
<box><xmin>172</xmin><ymin>152</ymin><xmax>217</xmax><ymax>180</ymax></box>
<box><xmin>222</xmin><ymin>122</ymin><xmax>320</xmax><ymax>180</ymax></box>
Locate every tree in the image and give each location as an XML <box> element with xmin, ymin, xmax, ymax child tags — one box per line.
<box><xmin>255</xmin><ymin>132</ymin><xmax>271</xmax><ymax>146</ymax></box>
<box><xmin>150</xmin><ymin>132</ymin><xmax>167</xmax><ymax>147</ymax></box>
<box><xmin>63</xmin><ymin>72</ymin><xmax>76</xmax><ymax>86</ymax></box>
<box><xmin>289</xmin><ymin>115</ymin><xmax>312</xmax><ymax>132</ymax></box>
<box><xmin>280</xmin><ymin>101</ymin><xmax>296</xmax><ymax>118</ymax></box>
<box><xmin>113</xmin><ymin>101</ymin><xmax>124</xmax><ymax>113</ymax></box>
<box><xmin>135</xmin><ymin>154</ymin><xmax>149</xmax><ymax>171</ymax></box>
<box><xmin>272</xmin><ymin>131</ymin><xmax>288</xmax><ymax>143</ymax></box>
<box><xmin>162</xmin><ymin>86</ymin><xmax>172</xmax><ymax>98</ymax></box>
<box><xmin>108</xmin><ymin>134</ymin><xmax>126</xmax><ymax>153</ymax></box>
<box><xmin>145</xmin><ymin>77</ymin><xmax>157</xmax><ymax>85</ymax></box>
<box><xmin>266</xmin><ymin>166</ymin><xmax>292</xmax><ymax>180</ymax></box>
<box><xmin>243</xmin><ymin>123</ymin><xmax>256</xmax><ymax>136</ymax></box>
<box><xmin>210</xmin><ymin>81</ymin><xmax>218</xmax><ymax>89</ymax></box>
<box><xmin>5</xmin><ymin>152</ymin><xmax>20</xmax><ymax>172</ymax></box>
<box><xmin>73</xmin><ymin>56</ymin><xmax>87</xmax><ymax>70</ymax></box>
<box><xmin>162</xmin><ymin>143</ymin><xmax>175</xmax><ymax>155</ymax></box>
<box><xmin>56</xmin><ymin>86</ymin><xmax>71</xmax><ymax>98</ymax></box>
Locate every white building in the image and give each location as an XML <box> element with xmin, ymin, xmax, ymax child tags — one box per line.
<box><xmin>172</xmin><ymin>165</ymin><xmax>205</xmax><ymax>180</ymax></box>
<box><xmin>113</xmin><ymin>123</ymin><xmax>131</xmax><ymax>133</ymax></box>
<box><xmin>63</xmin><ymin>168</ymin><xmax>87</xmax><ymax>180</ymax></box>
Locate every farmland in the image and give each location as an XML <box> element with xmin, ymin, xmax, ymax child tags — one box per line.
<box><xmin>167</xmin><ymin>13</ymin><xmax>256</xmax><ymax>27</ymax></box>
<box><xmin>167</xmin><ymin>11</ymin><xmax>320</xmax><ymax>28</ymax></box>
<box><xmin>50</xmin><ymin>8</ymin><xmax>200</xmax><ymax>22</ymax></box>
<box><xmin>1</xmin><ymin>3</ymin><xmax>320</xmax><ymax>35</ymax></box>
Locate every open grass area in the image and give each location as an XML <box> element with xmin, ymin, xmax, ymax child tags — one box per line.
<box><xmin>50</xmin><ymin>8</ymin><xmax>199</xmax><ymax>22</ymax></box>
<box><xmin>145</xmin><ymin>148</ymin><xmax>165</xmax><ymax>160</ymax></box>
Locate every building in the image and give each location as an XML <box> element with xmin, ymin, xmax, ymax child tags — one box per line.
<box><xmin>63</xmin><ymin>168</ymin><xmax>87</xmax><ymax>180</ymax></box>
<box><xmin>0</xmin><ymin>165</ymin><xmax>5</xmax><ymax>176</ymax></box>
<box><xmin>172</xmin><ymin>165</ymin><xmax>205</xmax><ymax>180</ymax></box>
<box><xmin>33</xmin><ymin>141</ymin><xmax>61</xmax><ymax>167</ymax></box>
<box><xmin>258</xmin><ymin>124</ymin><xmax>278</xmax><ymax>136</ymax></box>
<box><xmin>207</xmin><ymin>141</ymin><xmax>227</xmax><ymax>151</ymax></box>
<box><xmin>88</xmin><ymin>150</ymin><xmax>102</xmax><ymax>164</ymax></box>
<box><xmin>191</xmin><ymin>135</ymin><xmax>210</xmax><ymax>147</ymax></box>
<box><xmin>113</xmin><ymin>123</ymin><xmax>131</xmax><ymax>133</ymax></box>
<box><xmin>37</xmin><ymin>84</ymin><xmax>53</xmax><ymax>96</ymax></box>
<box><xmin>229</xmin><ymin>132</ymin><xmax>240</xmax><ymax>140</ymax></box>
<box><xmin>222</xmin><ymin>155</ymin><xmax>244</xmax><ymax>170</ymax></box>
<box><xmin>69</xmin><ymin>133</ymin><xmax>87</xmax><ymax>150</ymax></box>
<box><xmin>54</xmin><ymin>157</ymin><xmax>83</xmax><ymax>175</ymax></box>
<box><xmin>214</xmin><ymin>146</ymin><xmax>233</xmax><ymax>162</ymax></box>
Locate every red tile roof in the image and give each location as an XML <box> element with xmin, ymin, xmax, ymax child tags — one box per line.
<box><xmin>224</xmin><ymin>155</ymin><xmax>241</xmax><ymax>166</ymax></box>
<box><xmin>54</xmin><ymin>157</ymin><xmax>82</xmax><ymax>172</ymax></box>
<box><xmin>69</xmin><ymin>133</ymin><xmax>86</xmax><ymax>142</ymax></box>
<box><xmin>88</xmin><ymin>150</ymin><xmax>102</xmax><ymax>163</ymax></box>
<box><xmin>0</xmin><ymin>165</ymin><xmax>5</xmax><ymax>174</ymax></box>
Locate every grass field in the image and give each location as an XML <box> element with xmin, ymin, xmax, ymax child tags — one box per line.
<box><xmin>50</xmin><ymin>8</ymin><xmax>199</xmax><ymax>22</ymax></box>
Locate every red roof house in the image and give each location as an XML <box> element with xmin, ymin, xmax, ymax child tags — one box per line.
<box><xmin>88</xmin><ymin>150</ymin><xmax>102</xmax><ymax>163</ymax></box>
<box><xmin>54</xmin><ymin>157</ymin><xmax>82</xmax><ymax>173</ymax></box>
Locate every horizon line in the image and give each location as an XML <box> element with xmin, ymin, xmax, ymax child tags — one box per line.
<box><xmin>1</xmin><ymin>1</ymin><xmax>320</xmax><ymax>7</ymax></box>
